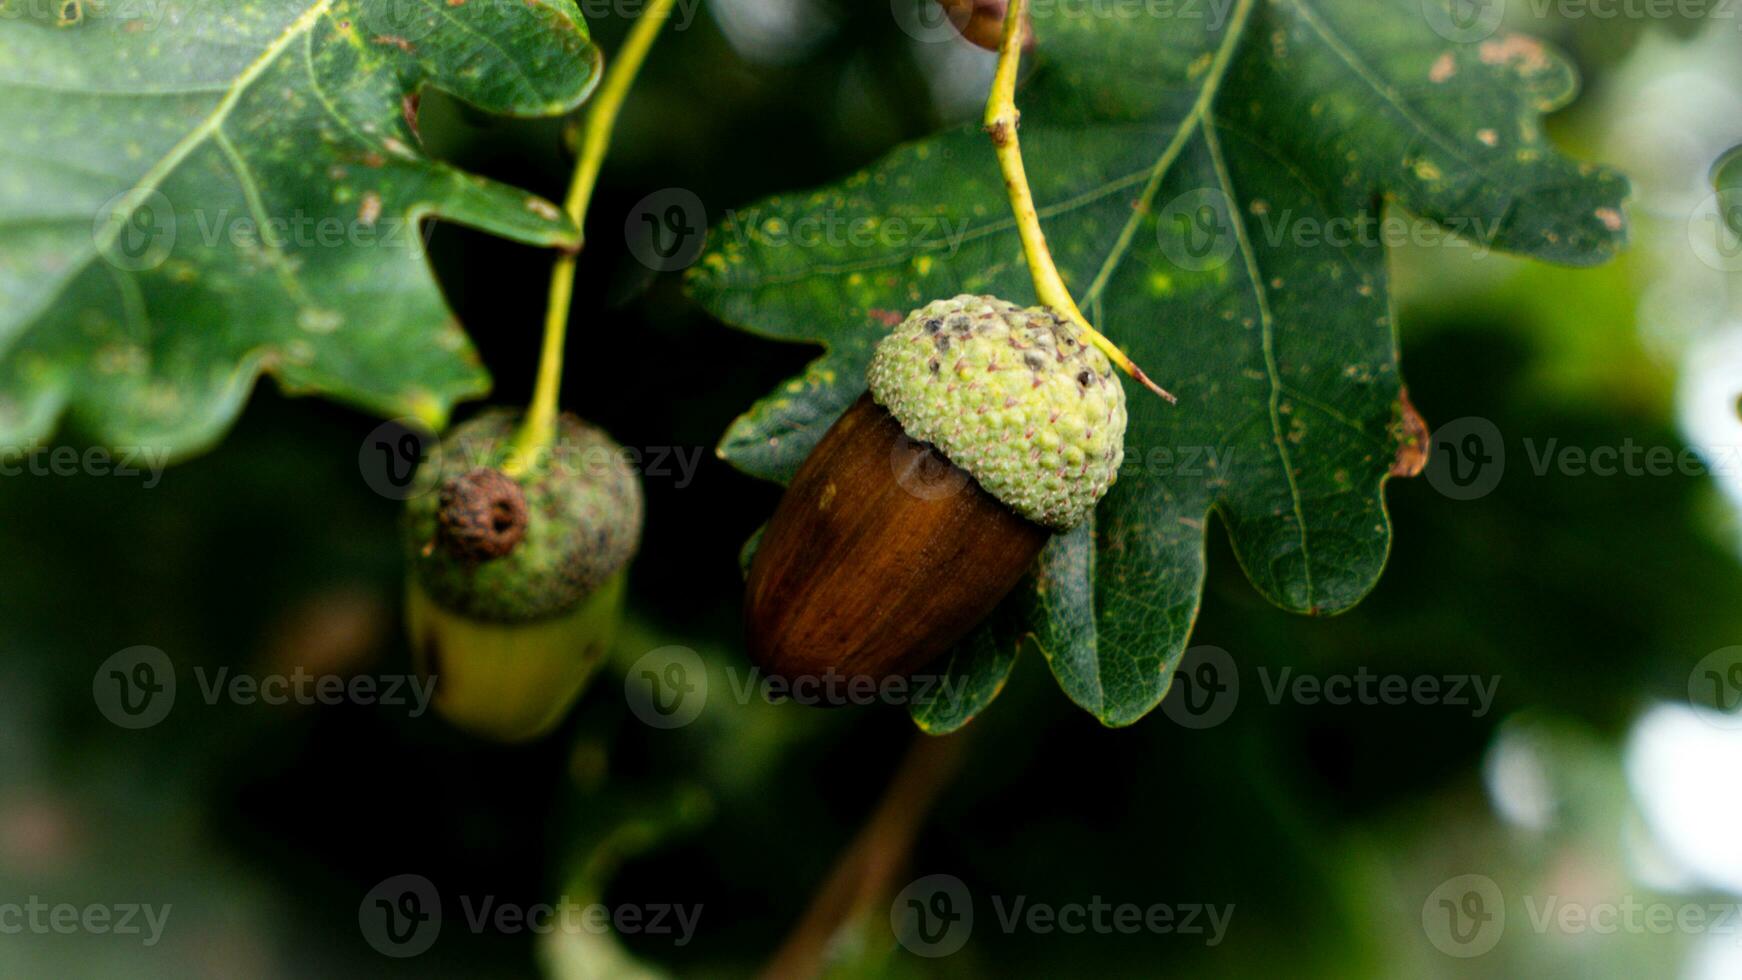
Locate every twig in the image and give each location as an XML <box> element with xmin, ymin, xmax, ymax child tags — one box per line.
<box><xmin>982</xmin><ymin>0</ymin><xmax>1175</xmax><ymax>403</ymax></box>
<box><xmin>759</xmin><ymin>732</ymin><xmax>969</xmax><ymax>979</ymax></box>
<box><xmin>507</xmin><ymin>0</ymin><xmax>678</xmax><ymax>473</ymax></box>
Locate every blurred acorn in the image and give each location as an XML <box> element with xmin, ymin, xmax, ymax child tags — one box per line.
<box><xmin>403</xmin><ymin>409</ymin><xmax>642</xmax><ymax>741</ymax></box>
<box><xmin>937</xmin><ymin>0</ymin><xmax>1033</xmax><ymax>51</ymax></box>
<box><xmin>745</xmin><ymin>295</ymin><xmax>1126</xmax><ymax>685</ymax></box>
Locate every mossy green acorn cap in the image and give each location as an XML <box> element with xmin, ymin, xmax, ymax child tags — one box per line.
<box><xmin>866</xmin><ymin>295</ymin><xmax>1127</xmax><ymax>531</ymax></box>
<box><xmin>403</xmin><ymin>408</ymin><xmax>643</xmax><ymax>623</ymax></box>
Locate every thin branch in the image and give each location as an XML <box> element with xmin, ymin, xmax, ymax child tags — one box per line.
<box><xmin>759</xmin><ymin>732</ymin><xmax>969</xmax><ymax>979</ymax></box>
<box><xmin>982</xmin><ymin>0</ymin><xmax>1175</xmax><ymax>404</ymax></box>
<box><xmin>507</xmin><ymin>0</ymin><xmax>678</xmax><ymax>473</ymax></box>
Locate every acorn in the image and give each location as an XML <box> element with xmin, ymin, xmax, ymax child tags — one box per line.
<box><xmin>936</xmin><ymin>0</ymin><xmax>1034</xmax><ymax>51</ymax></box>
<box><xmin>403</xmin><ymin>408</ymin><xmax>642</xmax><ymax>741</ymax></box>
<box><xmin>745</xmin><ymin>294</ymin><xmax>1127</xmax><ymax>683</ymax></box>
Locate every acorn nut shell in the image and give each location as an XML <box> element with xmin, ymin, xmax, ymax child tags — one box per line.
<box><xmin>402</xmin><ymin>408</ymin><xmax>643</xmax><ymax>741</ymax></box>
<box><xmin>745</xmin><ymin>295</ymin><xmax>1128</xmax><ymax>686</ymax></box>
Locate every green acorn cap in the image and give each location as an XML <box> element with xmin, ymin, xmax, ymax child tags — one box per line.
<box><xmin>866</xmin><ymin>294</ymin><xmax>1127</xmax><ymax>530</ymax></box>
<box><xmin>403</xmin><ymin>408</ymin><xmax>643</xmax><ymax>622</ymax></box>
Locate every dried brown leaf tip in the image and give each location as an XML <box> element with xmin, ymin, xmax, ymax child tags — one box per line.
<box><xmin>1391</xmin><ymin>388</ymin><xmax>1431</xmax><ymax>479</ymax></box>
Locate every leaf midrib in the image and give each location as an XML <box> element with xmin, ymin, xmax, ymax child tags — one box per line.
<box><xmin>1079</xmin><ymin>0</ymin><xmax>1256</xmax><ymax>310</ymax></box>
<box><xmin>88</xmin><ymin>0</ymin><xmax>337</xmax><ymax>261</ymax></box>
<box><xmin>1</xmin><ymin>1</ymin><xmax>335</xmax><ymax>351</ymax></box>
<box><xmin>705</xmin><ymin>0</ymin><xmax>1259</xmax><ymax>306</ymax></box>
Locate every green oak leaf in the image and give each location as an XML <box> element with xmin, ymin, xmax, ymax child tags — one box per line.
<box><xmin>0</xmin><ymin>0</ymin><xmax>600</xmax><ymax>456</ymax></box>
<box><xmin>689</xmin><ymin>0</ymin><xmax>1629</xmax><ymax>729</ymax></box>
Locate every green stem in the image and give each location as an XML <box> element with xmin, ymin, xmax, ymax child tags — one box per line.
<box><xmin>507</xmin><ymin>0</ymin><xmax>679</xmax><ymax>475</ymax></box>
<box><xmin>982</xmin><ymin>0</ymin><xmax>1174</xmax><ymax>404</ymax></box>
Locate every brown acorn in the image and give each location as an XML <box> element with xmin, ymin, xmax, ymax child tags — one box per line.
<box><xmin>745</xmin><ymin>295</ymin><xmax>1128</xmax><ymax>683</ymax></box>
<box><xmin>936</xmin><ymin>0</ymin><xmax>1034</xmax><ymax>52</ymax></box>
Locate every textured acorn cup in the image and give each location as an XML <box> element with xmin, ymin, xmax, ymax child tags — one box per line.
<box><xmin>403</xmin><ymin>409</ymin><xmax>643</xmax><ymax>741</ymax></box>
<box><xmin>745</xmin><ymin>295</ymin><xmax>1127</xmax><ymax>684</ymax></box>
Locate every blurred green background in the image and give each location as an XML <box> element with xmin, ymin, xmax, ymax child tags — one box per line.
<box><xmin>4</xmin><ymin>3</ymin><xmax>1742</xmax><ymax>977</ymax></box>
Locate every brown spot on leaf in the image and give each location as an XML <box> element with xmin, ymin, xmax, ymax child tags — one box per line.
<box><xmin>358</xmin><ymin>192</ymin><xmax>382</xmax><ymax>228</ymax></box>
<box><xmin>1429</xmin><ymin>52</ymin><xmax>1456</xmax><ymax>84</ymax></box>
<box><xmin>1391</xmin><ymin>388</ymin><xmax>1430</xmax><ymax>478</ymax></box>
<box><xmin>403</xmin><ymin>93</ymin><xmax>422</xmax><ymax>141</ymax></box>
<box><xmin>1479</xmin><ymin>35</ymin><xmax>1550</xmax><ymax>74</ymax></box>
<box><xmin>868</xmin><ymin>308</ymin><xmax>904</xmax><ymax>328</ymax></box>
